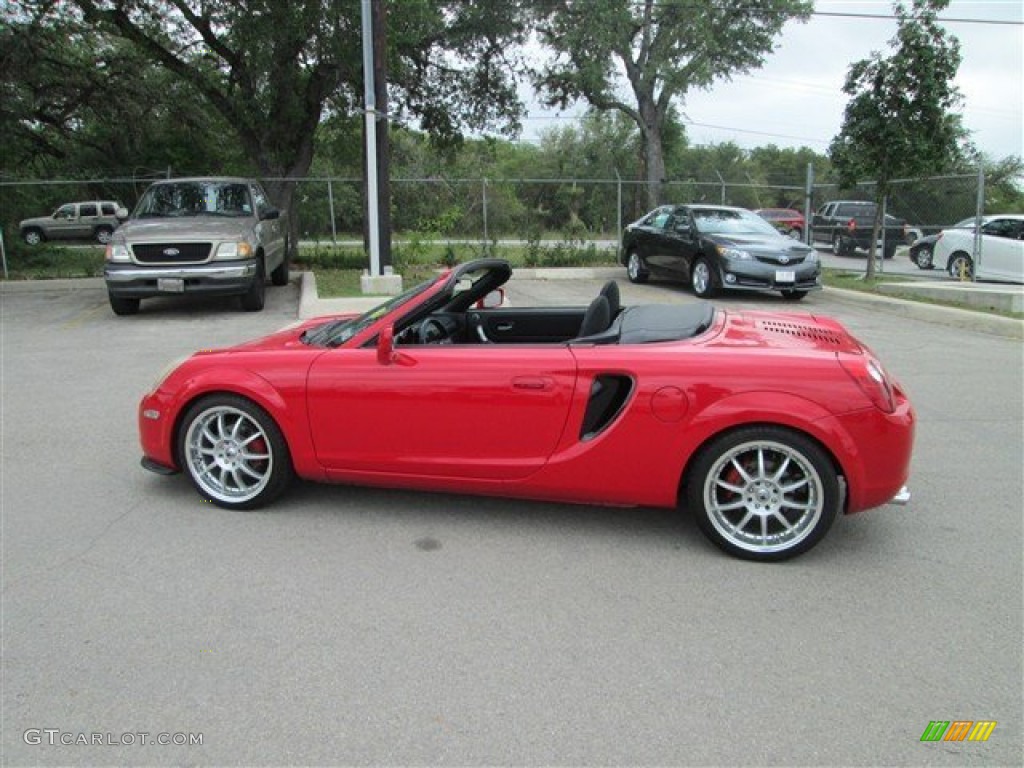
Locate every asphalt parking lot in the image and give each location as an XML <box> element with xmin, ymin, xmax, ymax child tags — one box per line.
<box><xmin>1</xmin><ymin>275</ymin><xmax>1021</xmax><ymax>766</ymax></box>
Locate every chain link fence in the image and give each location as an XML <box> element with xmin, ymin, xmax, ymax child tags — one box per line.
<box><xmin>1</xmin><ymin>168</ymin><xmax>984</xmax><ymax>246</ymax></box>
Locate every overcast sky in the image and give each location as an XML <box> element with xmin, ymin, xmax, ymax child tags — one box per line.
<box><xmin>520</xmin><ymin>0</ymin><xmax>1023</xmax><ymax>160</ymax></box>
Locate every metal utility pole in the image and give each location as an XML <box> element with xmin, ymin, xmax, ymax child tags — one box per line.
<box><xmin>361</xmin><ymin>0</ymin><xmax>381</xmax><ymax>276</ymax></box>
<box><xmin>372</xmin><ymin>0</ymin><xmax>392</xmax><ymax>270</ymax></box>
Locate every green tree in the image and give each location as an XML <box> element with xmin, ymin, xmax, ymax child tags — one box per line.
<box><xmin>534</xmin><ymin>0</ymin><xmax>811</xmax><ymax>210</ymax></box>
<box><xmin>19</xmin><ymin>0</ymin><xmax>529</xmax><ymax>249</ymax></box>
<box><xmin>829</xmin><ymin>0</ymin><xmax>968</xmax><ymax>277</ymax></box>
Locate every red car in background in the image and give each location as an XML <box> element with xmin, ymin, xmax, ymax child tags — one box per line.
<box><xmin>755</xmin><ymin>208</ymin><xmax>806</xmax><ymax>240</ymax></box>
<box><xmin>137</xmin><ymin>259</ymin><xmax>914</xmax><ymax>561</ymax></box>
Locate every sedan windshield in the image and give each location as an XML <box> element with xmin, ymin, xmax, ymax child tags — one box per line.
<box><xmin>693</xmin><ymin>209</ymin><xmax>780</xmax><ymax>237</ymax></box>
<box><xmin>134</xmin><ymin>181</ymin><xmax>252</xmax><ymax>218</ymax></box>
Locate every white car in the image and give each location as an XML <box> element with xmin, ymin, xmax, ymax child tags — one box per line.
<box><xmin>933</xmin><ymin>214</ymin><xmax>1024</xmax><ymax>283</ymax></box>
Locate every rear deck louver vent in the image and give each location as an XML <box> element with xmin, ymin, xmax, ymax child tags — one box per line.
<box><xmin>758</xmin><ymin>319</ymin><xmax>844</xmax><ymax>346</ymax></box>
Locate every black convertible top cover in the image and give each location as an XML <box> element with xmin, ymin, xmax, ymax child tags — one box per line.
<box><xmin>616</xmin><ymin>302</ymin><xmax>716</xmax><ymax>344</ymax></box>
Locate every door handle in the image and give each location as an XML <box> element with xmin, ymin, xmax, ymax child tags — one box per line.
<box><xmin>512</xmin><ymin>376</ymin><xmax>553</xmax><ymax>391</ymax></box>
<box><xmin>496</xmin><ymin>322</ymin><xmax>514</xmax><ymax>331</ymax></box>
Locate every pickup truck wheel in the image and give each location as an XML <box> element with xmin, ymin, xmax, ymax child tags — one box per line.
<box><xmin>270</xmin><ymin>240</ymin><xmax>290</xmax><ymax>286</ymax></box>
<box><xmin>95</xmin><ymin>226</ymin><xmax>114</xmax><ymax>245</ymax></box>
<box><xmin>691</xmin><ymin>257</ymin><xmax>720</xmax><ymax>298</ymax></box>
<box><xmin>22</xmin><ymin>229</ymin><xmax>43</xmax><ymax>246</ymax></box>
<box><xmin>109</xmin><ymin>295</ymin><xmax>140</xmax><ymax>316</ymax></box>
<box><xmin>240</xmin><ymin>259</ymin><xmax>266</xmax><ymax>312</ymax></box>
<box><xmin>831</xmin><ymin>234</ymin><xmax>844</xmax><ymax>255</ymax></box>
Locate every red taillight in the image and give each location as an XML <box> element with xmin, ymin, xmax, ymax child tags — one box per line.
<box><xmin>847</xmin><ymin>218</ymin><xmax>857</xmax><ymax>232</ymax></box>
<box><xmin>839</xmin><ymin>355</ymin><xmax>895</xmax><ymax>413</ymax></box>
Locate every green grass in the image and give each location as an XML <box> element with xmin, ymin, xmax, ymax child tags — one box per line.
<box><xmin>1</xmin><ymin>244</ymin><xmax>106</xmax><ymax>279</ymax></box>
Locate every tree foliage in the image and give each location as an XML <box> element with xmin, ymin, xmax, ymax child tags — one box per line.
<box><xmin>533</xmin><ymin>0</ymin><xmax>812</xmax><ymax>209</ymax></box>
<box><xmin>11</xmin><ymin>0</ymin><xmax>531</xmax><ymax>246</ymax></box>
<box><xmin>829</xmin><ymin>0</ymin><xmax>968</xmax><ymax>276</ymax></box>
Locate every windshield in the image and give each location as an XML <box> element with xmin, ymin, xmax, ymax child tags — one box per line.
<box><xmin>303</xmin><ymin>276</ymin><xmax>441</xmax><ymax>348</ymax></box>
<box><xmin>693</xmin><ymin>209</ymin><xmax>781</xmax><ymax>237</ymax></box>
<box><xmin>134</xmin><ymin>181</ymin><xmax>253</xmax><ymax>219</ymax></box>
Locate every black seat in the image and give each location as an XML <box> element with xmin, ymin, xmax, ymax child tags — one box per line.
<box><xmin>599</xmin><ymin>280</ymin><xmax>621</xmax><ymax>318</ymax></box>
<box><xmin>577</xmin><ymin>295</ymin><xmax>611</xmax><ymax>338</ymax></box>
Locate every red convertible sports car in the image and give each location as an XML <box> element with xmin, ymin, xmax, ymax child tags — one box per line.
<box><xmin>139</xmin><ymin>259</ymin><xmax>914</xmax><ymax>561</ymax></box>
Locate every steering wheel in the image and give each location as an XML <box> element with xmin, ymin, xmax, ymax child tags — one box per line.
<box><xmin>417</xmin><ymin>318</ymin><xmax>447</xmax><ymax>344</ymax></box>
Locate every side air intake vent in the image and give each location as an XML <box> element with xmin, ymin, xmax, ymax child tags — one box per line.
<box><xmin>757</xmin><ymin>319</ymin><xmax>844</xmax><ymax>346</ymax></box>
<box><xmin>580</xmin><ymin>375</ymin><xmax>634</xmax><ymax>441</ymax></box>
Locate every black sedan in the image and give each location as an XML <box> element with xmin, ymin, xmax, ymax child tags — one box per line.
<box><xmin>621</xmin><ymin>205</ymin><xmax>821</xmax><ymax>300</ymax></box>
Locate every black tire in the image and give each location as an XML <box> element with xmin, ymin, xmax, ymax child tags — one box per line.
<box><xmin>780</xmin><ymin>289</ymin><xmax>807</xmax><ymax>301</ymax></box>
<box><xmin>686</xmin><ymin>426</ymin><xmax>840</xmax><ymax>561</ymax></box>
<box><xmin>947</xmin><ymin>251</ymin><xmax>973</xmax><ymax>280</ymax></box>
<box><xmin>22</xmin><ymin>229</ymin><xmax>44</xmax><ymax>246</ymax></box>
<box><xmin>109</xmin><ymin>295</ymin><xmax>140</xmax><ymax>316</ymax></box>
<box><xmin>95</xmin><ymin>226</ymin><xmax>114</xmax><ymax>245</ymax></box>
<box><xmin>831</xmin><ymin>233</ymin><xmax>843</xmax><ymax>255</ymax></box>
<box><xmin>240</xmin><ymin>258</ymin><xmax>266</xmax><ymax>311</ymax></box>
<box><xmin>625</xmin><ymin>250</ymin><xmax>648</xmax><ymax>284</ymax></box>
<box><xmin>177</xmin><ymin>394</ymin><xmax>293</xmax><ymax>510</ymax></box>
<box><xmin>690</xmin><ymin>256</ymin><xmax>720</xmax><ymax>298</ymax></box>
<box><xmin>270</xmin><ymin>240</ymin><xmax>290</xmax><ymax>286</ymax></box>
<box><xmin>915</xmin><ymin>247</ymin><xmax>934</xmax><ymax>270</ymax></box>
<box><xmin>883</xmin><ymin>244</ymin><xmax>896</xmax><ymax>260</ymax></box>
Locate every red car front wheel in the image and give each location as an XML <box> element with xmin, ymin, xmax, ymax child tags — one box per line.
<box><xmin>178</xmin><ymin>394</ymin><xmax>293</xmax><ymax>509</ymax></box>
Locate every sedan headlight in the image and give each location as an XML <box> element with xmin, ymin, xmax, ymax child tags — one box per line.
<box><xmin>716</xmin><ymin>245</ymin><xmax>753</xmax><ymax>260</ymax></box>
<box><xmin>214</xmin><ymin>241</ymin><xmax>254</xmax><ymax>260</ymax></box>
<box><xmin>106</xmin><ymin>243</ymin><xmax>131</xmax><ymax>262</ymax></box>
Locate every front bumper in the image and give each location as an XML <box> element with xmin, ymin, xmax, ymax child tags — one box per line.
<box><xmin>105</xmin><ymin>259</ymin><xmax>258</xmax><ymax>298</ymax></box>
<box><xmin>721</xmin><ymin>261</ymin><xmax>821</xmax><ymax>292</ymax></box>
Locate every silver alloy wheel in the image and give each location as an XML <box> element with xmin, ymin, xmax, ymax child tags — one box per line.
<box><xmin>96</xmin><ymin>228</ymin><xmax>113</xmax><ymax>244</ymax></box>
<box><xmin>692</xmin><ymin>260</ymin><xmax>710</xmax><ymax>294</ymax></box>
<box><xmin>184</xmin><ymin>405</ymin><xmax>274</xmax><ymax>504</ymax></box>
<box><xmin>24</xmin><ymin>230</ymin><xmax>41</xmax><ymax>245</ymax></box>
<box><xmin>702</xmin><ymin>439</ymin><xmax>824</xmax><ymax>555</ymax></box>
<box><xmin>627</xmin><ymin>252</ymin><xmax>641</xmax><ymax>281</ymax></box>
<box><xmin>917</xmin><ymin>247</ymin><xmax>933</xmax><ymax>269</ymax></box>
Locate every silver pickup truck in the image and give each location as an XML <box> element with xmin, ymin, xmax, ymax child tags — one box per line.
<box><xmin>103</xmin><ymin>177</ymin><xmax>289</xmax><ymax>315</ymax></box>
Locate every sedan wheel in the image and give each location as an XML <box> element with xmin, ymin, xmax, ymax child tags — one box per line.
<box><xmin>626</xmin><ymin>251</ymin><xmax>648</xmax><ymax>284</ymax></box>
<box><xmin>948</xmin><ymin>252</ymin><xmax>973</xmax><ymax>280</ymax></box>
<box><xmin>23</xmin><ymin>230</ymin><xmax>42</xmax><ymax>246</ymax></box>
<box><xmin>915</xmin><ymin>247</ymin><xmax>934</xmax><ymax>270</ymax></box>
<box><xmin>788</xmin><ymin>228</ymin><xmax>802</xmax><ymax>240</ymax></box>
<box><xmin>687</xmin><ymin>427</ymin><xmax>839</xmax><ymax>561</ymax></box>
<box><xmin>691</xmin><ymin>257</ymin><xmax>719</xmax><ymax>298</ymax></box>
<box><xmin>179</xmin><ymin>395</ymin><xmax>293</xmax><ymax>509</ymax></box>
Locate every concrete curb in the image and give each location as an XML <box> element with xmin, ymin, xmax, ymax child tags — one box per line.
<box><xmin>0</xmin><ymin>277</ymin><xmax>105</xmax><ymax>293</ymax></box>
<box><xmin>824</xmin><ymin>286</ymin><xmax>1023</xmax><ymax>339</ymax></box>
